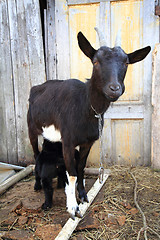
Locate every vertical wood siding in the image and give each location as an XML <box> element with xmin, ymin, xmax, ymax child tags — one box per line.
<box><xmin>0</xmin><ymin>0</ymin><xmax>17</xmax><ymax>164</ymax></box>
<box><xmin>152</xmin><ymin>44</ymin><xmax>160</xmax><ymax>169</ymax></box>
<box><xmin>45</xmin><ymin>0</ymin><xmax>57</xmax><ymax>80</ymax></box>
<box><xmin>0</xmin><ymin>0</ymin><xmax>46</xmax><ymax>164</ymax></box>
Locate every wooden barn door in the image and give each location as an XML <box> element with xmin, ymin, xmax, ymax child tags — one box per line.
<box><xmin>52</xmin><ymin>0</ymin><xmax>159</xmax><ymax>166</ymax></box>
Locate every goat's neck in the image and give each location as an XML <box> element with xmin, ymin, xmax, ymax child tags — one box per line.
<box><xmin>88</xmin><ymin>78</ymin><xmax>110</xmax><ymax>115</ymax></box>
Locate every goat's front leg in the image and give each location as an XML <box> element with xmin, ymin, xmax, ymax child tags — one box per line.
<box><xmin>63</xmin><ymin>144</ymin><xmax>81</xmax><ymax>219</ymax></box>
<box><xmin>77</xmin><ymin>143</ymin><xmax>93</xmax><ymax>203</ymax></box>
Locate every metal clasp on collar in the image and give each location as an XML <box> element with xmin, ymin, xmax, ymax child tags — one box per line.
<box><xmin>99</xmin><ymin>166</ymin><xmax>104</xmax><ymax>183</ymax></box>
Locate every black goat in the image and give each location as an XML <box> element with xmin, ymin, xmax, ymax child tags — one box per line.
<box><xmin>27</xmin><ymin>29</ymin><xmax>151</xmax><ymax>218</ymax></box>
<box><xmin>34</xmin><ymin>139</ymin><xmax>80</xmax><ymax>210</ymax></box>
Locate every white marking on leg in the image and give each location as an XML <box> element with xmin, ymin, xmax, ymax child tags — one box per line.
<box><xmin>75</xmin><ymin>145</ymin><xmax>80</xmax><ymax>151</ymax></box>
<box><xmin>42</xmin><ymin>125</ymin><xmax>61</xmax><ymax>142</ymax></box>
<box><xmin>83</xmin><ymin>179</ymin><xmax>85</xmax><ymax>187</ymax></box>
<box><xmin>65</xmin><ymin>172</ymin><xmax>78</xmax><ymax>216</ymax></box>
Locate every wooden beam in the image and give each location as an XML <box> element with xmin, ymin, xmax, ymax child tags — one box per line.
<box><xmin>0</xmin><ymin>165</ymin><xmax>34</xmax><ymax>195</ymax></box>
<box><xmin>55</xmin><ymin>170</ymin><xmax>110</xmax><ymax>240</ymax></box>
<box><xmin>84</xmin><ymin>167</ymin><xmax>110</xmax><ymax>175</ymax></box>
<box><xmin>67</xmin><ymin>0</ymin><xmax>128</xmax><ymax>5</ymax></box>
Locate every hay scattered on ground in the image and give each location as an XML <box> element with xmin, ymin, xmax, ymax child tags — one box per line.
<box><xmin>71</xmin><ymin>166</ymin><xmax>160</xmax><ymax>240</ymax></box>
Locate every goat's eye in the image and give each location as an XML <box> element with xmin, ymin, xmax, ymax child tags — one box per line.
<box><xmin>93</xmin><ymin>61</ymin><xmax>99</xmax><ymax>66</ymax></box>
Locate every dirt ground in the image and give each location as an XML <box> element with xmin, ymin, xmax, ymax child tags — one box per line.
<box><xmin>0</xmin><ymin>166</ymin><xmax>159</xmax><ymax>240</ymax></box>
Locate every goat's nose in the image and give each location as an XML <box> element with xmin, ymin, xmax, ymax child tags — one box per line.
<box><xmin>109</xmin><ymin>84</ymin><xmax>120</xmax><ymax>92</ymax></box>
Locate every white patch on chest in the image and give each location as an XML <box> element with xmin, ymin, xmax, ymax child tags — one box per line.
<box><xmin>42</xmin><ymin>125</ymin><xmax>61</xmax><ymax>142</ymax></box>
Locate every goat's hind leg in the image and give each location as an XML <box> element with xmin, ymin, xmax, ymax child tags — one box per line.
<box><xmin>34</xmin><ymin>157</ymin><xmax>42</xmax><ymax>191</ymax></box>
<box><xmin>28</xmin><ymin>129</ymin><xmax>39</xmax><ymax>159</ymax></box>
<box><xmin>41</xmin><ymin>177</ymin><xmax>53</xmax><ymax>210</ymax></box>
<box><xmin>27</xmin><ymin>110</ymin><xmax>40</xmax><ymax>159</ymax></box>
<box><xmin>34</xmin><ymin>168</ymin><xmax>42</xmax><ymax>191</ymax></box>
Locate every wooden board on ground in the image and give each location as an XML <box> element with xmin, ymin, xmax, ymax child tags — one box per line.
<box><xmin>55</xmin><ymin>170</ymin><xmax>110</xmax><ymax>240</ymax></box>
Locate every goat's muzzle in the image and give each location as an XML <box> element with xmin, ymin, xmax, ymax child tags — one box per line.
<box><xmin>103</xmin><ymin>84</ymin><xmax>123</xmax><ymax>102</ymax></box>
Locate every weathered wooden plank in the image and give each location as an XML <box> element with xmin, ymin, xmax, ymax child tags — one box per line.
<box><xmin>67</xmin><ymin>0</ymin><xmax>126</xmax><ymax>5</ymax></box>
<box><xmin>7</xmin><ymin>0</ymin><xmax>31</xmax><ymax>164</ymax></box>
<box><xmin>55</xmin><ymin>0</ymin><xmax>70</xmax><ymax>80</ymax></box>
<box><xmin>0</xmin><ymin>0</ymin><xmax>17</xmax><ymax>164</ymax></box>
<box><xmin>104</xmin><ymin>104</ymin><xmax>144</xmax><ymax>119</ymax></box>
<box><xmin>0</xmin><ymin>165</ymin><xmax>34</xmax><ymax>195</ymax></box>
<box><xmin>68</xmin><ymin>0</ymin><xmax>101</xmax><ymax>5</ymax></box>
<box><xmin>24</xmin><ymin>0</ymin><xmax>46</xmax><ymax>160</ymax></box>
<box><xmin>0</xmin><ymin>0</ymin><xmax>9</xmax><ymax>163</ymax></box>
<box><xmin>152</xmin><ymin>44</ymin><xmax>160</xmax><ymax>169</ymax></box>
<box><xmin>24</xmin><ymin>0</ymin><xmax>46</xmax><ymax>87</ymax></box>
<box><xmin>45</xmin><ymin>0</ymin><xmax>57</xmax><ymax>80</ymax></box>
<box><xmin>143</xmin><ymin>0</ymin><xmax>159</xmax><ymax>166</ymax></box>
<box><xmin>7</xmin><ymin>0</ymin><xmax>45</xmax><ymax>163</ymax></box>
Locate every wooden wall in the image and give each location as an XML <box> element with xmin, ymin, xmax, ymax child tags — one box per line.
<box><xmin>0</xmin><ymin>0</ymin><xmax>46</xmax><ymax>165</ymax></box>
<box><xmin>152</xmin><ymin>44</ymin><xmax>160</xmax><ymax>169</ymax></box>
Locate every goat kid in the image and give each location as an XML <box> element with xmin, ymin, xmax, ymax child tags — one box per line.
<box><xmin>34</xmin><ymin>139</ymin><xmax>80</xmax><ymax>211</ymax></box>
<box><xmin>27</xmin><ymin>29</ymin><xmax>151</xmax><ymax>219</ymax></box>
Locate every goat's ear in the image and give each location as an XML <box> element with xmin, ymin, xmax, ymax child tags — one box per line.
<box><xmin>77</xmin><ymin>32</ymin><xmax>96</xmax><ymax>61</ymax></box>
<box><xmin>127</xmin><ymin>46</ymin><xmax>151</xmax><ymax>64</ymax></box>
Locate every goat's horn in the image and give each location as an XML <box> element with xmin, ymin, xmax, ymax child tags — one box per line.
<box><xmin>114</xmin><ymin>29</ymin><xmax>121</xmax><ymax>47</ymax></box>
<box><xmin>94</xmin><ymin>27</ymin><xmax>107</xmax><ymax>47</ymax></box>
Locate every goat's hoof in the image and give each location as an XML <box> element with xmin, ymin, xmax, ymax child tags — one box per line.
<box><xmin>34</xmin><ymin>183</ymin><xmax>42</xmax><ymax>191</ymax></box>
<box><xmin>75</xmin><ymin>210</ymin><xmax>82</xmax><ymax>218</ymax></box>
<box><xmin>70</xmin><ymin>213</ymin><xmax>75</xmax><ymax>220</ymax></box>
<box><xmin>68</xmin><ymin>206</ymin><xmax>82</xmax><ymax>220</ymax></box>
<box><xmin>78</xmin><ymin>189</ymin><xmax>89</xmax><ymax>203</ymax></box>
<box><xmin>85</xmin><ymin>196</ymin><xmax>89</xmax><ymax>203</ymax></box>
<box><xmin>80</xmin><ymin>195</ymin><xmax>89</xmax><ymax>204</ymax></box>
<box><xmin>42</xmin><ymin>202</ymin><xmax>52</xmax><ymax>210</ymax></box>
<box><xmin>80</xmin><ymin>197</ymin><xmax>84</xmax><ymax>204</ymax></box>
<box><xmin>70</xmin><ymin>211</ymin><xmax>82</xmax><ymax>220</ymax></box>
